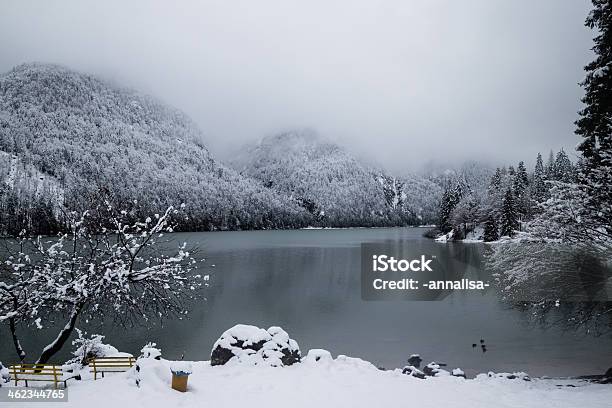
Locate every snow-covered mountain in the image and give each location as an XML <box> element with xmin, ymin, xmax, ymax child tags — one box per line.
<box><xmin>229</xmin><ymin>130</ymin><xmax>432</xmax><ymax>227</ymax></box>
<box><xmin>0</xmin><ymin>64</ymin><xmax>447</xmax><ymax>233</ymax></box>
<box><xmin>0</xmin><ymin>63</ymin><xmax>309</xmax><ymax>232</ymax></box>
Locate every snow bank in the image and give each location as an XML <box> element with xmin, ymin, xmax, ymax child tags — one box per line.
<box><xmin>0</xmin><ymin>362</ymin><xmax>9</xmax><ymax>385</ymax></box>
<box><xmin>435</xmin><ymin>230</ymin><xmax>454</xmax><ymax>242</ymax></box>
<box><xmin>13</xmin><ymin>352</ymin><xmax>611</xmax><ymax>408</ymax></box>
<box><xmin>303</xmin><ymin>349</ymin><xmax>333</xmax><ymax>364</ymax></box>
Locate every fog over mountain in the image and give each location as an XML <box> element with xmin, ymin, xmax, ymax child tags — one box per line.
<box><xmin>0</xmin><ymin>64</ymin><xmax>456</xmax><ymax>232</ymax></box>
<box><xmin>0</xmin><ymin>0</ymin><xmax>593</xmax><ymax>171</ymax></box>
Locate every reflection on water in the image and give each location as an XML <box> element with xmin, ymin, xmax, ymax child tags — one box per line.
<box><xmin>1</xmin><ymin>228</ymin><xmax>611</xmax><ymax>377</ymax></box>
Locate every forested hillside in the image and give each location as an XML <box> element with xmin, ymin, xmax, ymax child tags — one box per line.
<box><xmin>0</xmin><ymin>63</ymin><xmax>483</xmax><ymax>234</ymax></box>
<box><xmin>0</xmin><ymin>63</ymin><xmax>309</xmax><ymax>233</ymax></box>
<box><xmin>435</xmin><ymin>149</ymin><xmax>575</xmax><ymax>241</ymax></box>
<box><xmin>229</xmin><ymin>130</ymin><xmax>440</xmax><ymax>227</ymax></box>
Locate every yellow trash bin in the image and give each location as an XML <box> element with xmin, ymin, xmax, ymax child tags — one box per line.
<box><xmin>171</xmin><ymin>372</ymin><xmax>189</xmax><ymax>392</ymax></box>
<box><xmin>170</xmin><ymin>362</ymin><xmax>193</xmax><ymax>392</ymax></box>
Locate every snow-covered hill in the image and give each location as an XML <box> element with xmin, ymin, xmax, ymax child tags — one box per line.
<box><xmin>0</xmin><ymin>63</ymin><xmax>309</xmax><ymax>232</ymax></box>
<box><xmin>230</xmin><ymin>130</ymin><xmax>434</xmax><ymax>227</ymax></box>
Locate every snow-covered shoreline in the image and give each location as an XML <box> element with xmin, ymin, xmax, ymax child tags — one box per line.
<box><xmin>4</xmin><ymin>324</ymin><xmax>611</xmax><ymax>407</ymax></box>
<box><xmin>11</xmin><ymin>354</ymin><xmax>612</xmax><ymax>408</ymax></box>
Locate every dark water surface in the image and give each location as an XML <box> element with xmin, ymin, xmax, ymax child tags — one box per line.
<box><xmin>2</xmin><ymin>228</ymin><xmax>611</xmax><ymax>377</ymax></box>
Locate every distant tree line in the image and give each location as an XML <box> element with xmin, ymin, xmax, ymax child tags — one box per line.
<box><xmin>435</xmin><ymin>149</ymin><xmax>575</xmax><ymax>242</ymax></box>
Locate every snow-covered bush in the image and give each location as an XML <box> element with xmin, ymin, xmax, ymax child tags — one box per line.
<box><xmin>68</xmin><ymin>329</ymin><xmax>122</xmax><ymax>366</ymax></box>
<box><xmin>140</xmin><ymin>342</ymin><xmax>162</xmax><ymax>360</ymax></box>
<box><xmin>0</xmin><ymin>362</ymin><xmax>10</xmax><ymax>385</ymax></box>
<box><xmin>211</xmin><ymin>324</ymin><xmax>300</xmax><ymax>367</ymax></box>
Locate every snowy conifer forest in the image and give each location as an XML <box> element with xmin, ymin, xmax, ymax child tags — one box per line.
<box><xmin>0</xmin><ymin>63</ymin><xmax>477</xmax><ymax>235</ymax></box>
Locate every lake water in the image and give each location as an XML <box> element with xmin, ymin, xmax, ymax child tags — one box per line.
<box><xmin>2</xmin><ymin>227</ymin><xmax>611</xmax><ymax>377</ymax></box>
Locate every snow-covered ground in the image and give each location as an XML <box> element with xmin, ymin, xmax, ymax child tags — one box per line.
<box><xmin>12</xmin><ymin>353</ymin><xmax>612</xmax><ymax>408</ymax></box>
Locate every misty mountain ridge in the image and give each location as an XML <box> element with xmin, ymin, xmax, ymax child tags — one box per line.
<box><xmin>229</xmin><ymin>130</ymin><xmax>447</xmax><ymax>226</ymax></box>
<box><xmin>0</xmin><ymin>63</ymin><xmax>310</xmax><ymax>233</ymax></box>
<box><xmin>0</xmin><ymin>63</ymin><xmax>490</xmax><ymax>233</ymax></box>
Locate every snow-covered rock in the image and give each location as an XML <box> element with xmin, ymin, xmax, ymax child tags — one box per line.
<box><xmin>407</xmin><ymin>354</ymin><xmax>423</xmax><ymax>368</ymax></box>
<box><xmin>435</xmin><ymin>230</ymin><xmax>454</xmax><ymax>243</ymax></box>
<box><xmin>478</xmin><ymin>371</ymin><xmax>532</xmax><ymax>382</ymax></box>
<box><xmin>423</xmin><ymin>362</ymin><xmax>450</xmax><ymax>377</ymax></box>
<box><xmin>304</xmin><ymin>349</ymin><xmax>333</xmax><ymax>364</ymax></box>
<box><xmin>402</xmin><ymin>365</ymin><xmax>426</xmax><ymax>379</ymax></box>
<box><xmin>210</xmin><ymin>324</ymin><xmax>301</xmax><ymax>367</ymax></box>
<box><xmin>452</xmin><ymin>368</ymin><xmax>466</xmax><ymax>378</ymax></box>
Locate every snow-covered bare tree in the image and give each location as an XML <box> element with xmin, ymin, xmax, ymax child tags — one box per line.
<box><xmin>0</xmin><ymin>192</ymin><xmax>203</xmax><ymax>364</ymax></box>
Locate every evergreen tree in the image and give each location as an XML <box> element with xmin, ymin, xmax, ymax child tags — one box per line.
<box><xmin>438</xmin><ymin>188</ymin><xmax>453</xmax><ymax>233</ymax></box>
<box><xmin>551</xmin><ymin>149</ymin><xmax>574</xmax><ymax>182</ymax></box>
<box><xmin>575</xmin><ymin>0</ymin><xmax>612</xmax><ymax>238</ymax></box>
<box><xmin>483</xmin><ymin>215</ymin><xmax>499</xmax><ymax>242</ymax></box>
<box><xmin>488</xmin><ymin>168</ymin><xmax>502</xmax><ymax>193</ymax></box>
<box><xmin>513</xmin><ymin>161</ymin><xmax>529</xmax><ymax>197</ymax></box>
<box><xmin>545</xmin><ymin>150</ymin><xmax>555</xmax><ymax>178</ymax></box>
<box><xmin>507</xmin><ymin>165</ymin><xmax>516</xmax><ymax>176</ymax></box>
<box><xmin>531</xmin><ymin>152</ymin><xmax>548</xmax><ymax>202</ymax></box>
<box><xmin>499</xmin><ymin>189</ymin><xmax>519</xmax><ymax>237</ymax></box>
<box><xmin>512</xmin><ymin>161</ymin><xmax>530</xmax><ymax>221</ymax></box>
<box><xmin>438</xmin><ymin>180</ymin><xmax>465</xmax><ymax>234</ymax></box>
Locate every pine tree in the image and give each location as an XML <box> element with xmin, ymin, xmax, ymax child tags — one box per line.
<box><xmin>512</xmin><ymin>161</ymin><xmax>530</xmax><ymax>221</ymax></box>
<box><xmin>513</xmin><ymin>161</ymin><xmax>529</xmax><ymax>196</ymax></box>
<box><xmin>488</xmin><ymin>168</ymin><xmax>502</xmax><ymax>193</ymax></box>
<box><xmin>438</xmin><ymin>180</ymin><xmax>465</xmax><ymax>234</ymax></box>
<box><xmin>500</xmin><ymin>189</ymin><xmax>519</xmax><ymax>237</ymax></box>
<box><xmin>532</xmin><ymin>152</ymin><xmax>548</xmax><ymax>202</ymax></box>
<box><xmin>438</xmin><ymin>188</ymin><xmax>455</xmax><ymax>234</ymax></box>
<box><xmin>483</xmin><ymin>215</ymin><xmax>499</xmax><ymax>242</ymax></box>
<box><xmin>575</xmin><ymin>0</ymin><xmax>612</xmax><ymax>238</ymax></box>
<box><xmin>546</xmin><ymin>150</ymin><xmax>555</xmax><ymax>179</ymax></box>
<box><xmin>551</xmin><ymin>149</ymin><xmax>574</xmax><ymax>182</ymax></box>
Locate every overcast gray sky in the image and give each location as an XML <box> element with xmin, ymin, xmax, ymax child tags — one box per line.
<box><xmin>0</xmin><ymin>0</ymin><xmax>594</xmax><ymax>171</ymax></box>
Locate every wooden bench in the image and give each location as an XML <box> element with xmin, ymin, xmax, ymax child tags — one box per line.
<box><xmin>89</xmin><ymin>356</ymin><xmax>135</xmax><ymax>380</ymax></box>
<box><xmin>9</xmin><ymin>364</ymin><xmax>70</xmax><ymax>389</ymax></box>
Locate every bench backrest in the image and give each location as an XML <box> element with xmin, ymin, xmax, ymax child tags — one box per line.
<box><xmin>89</xmin><ymin>356</ymin><xmax>135</xmax><ymax>370</ymax></box>
<box><xmin>10</xmin><ymin>364</ymin><xmax>61</xmax><ymax>378</ymax></box>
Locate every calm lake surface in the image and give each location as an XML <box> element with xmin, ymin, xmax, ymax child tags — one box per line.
<box><xmin>2</xmin><ymin>227</ymin><xmax>611</xmax><ymax>377</ymax></box>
